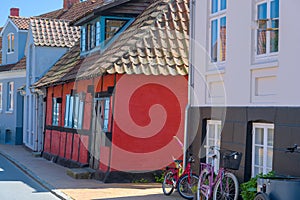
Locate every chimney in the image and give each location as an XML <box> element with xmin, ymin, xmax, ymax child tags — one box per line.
<box><xmin>63</xmin><ymin>0</ymin><xmax>80</xmax><ymax>10</ymax></box>
<box><xmin>10</xmin><ymin>8</ymin><xmax>19</xmax><ymax>17</ymax></box>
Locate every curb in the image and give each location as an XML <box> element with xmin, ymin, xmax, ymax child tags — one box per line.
<box><xmin>0</xmin><ymin>150</ymin><xmax>73</xmax><ymax>200</ymax></box>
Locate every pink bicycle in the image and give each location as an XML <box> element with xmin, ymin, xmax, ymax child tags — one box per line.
<box><xmin>162</xmin><ymin>153</ymin><xmax>199</xmax><ymax>199</ymax></box>
<box><xmin>197</xmin><ymin>146</ymin><xmax>242</xmax><ymax>200</ymax></box>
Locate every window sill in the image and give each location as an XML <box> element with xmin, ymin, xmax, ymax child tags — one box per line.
<box><xmin>5</xmin><ymin>110</ymin><xmax>13</xmax><ymax>114</ymax></box>
<box><xmin>252</xmin><ymin>53</ymin><xmax>278</xmax><ymax>66</ymax></box>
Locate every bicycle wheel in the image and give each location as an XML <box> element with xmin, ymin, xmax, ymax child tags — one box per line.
<box><xmin>213</xmin><ymin>172</ymin><xmax>239</xmax><ymax>200</ymax></box>
<box><xmin>162</xmin><ymin>171</ymin><xmax>175</xmax><ymax>195</ymax></box>
<box><xmin>254</xmin><ymin>193</ymin><xmax>270</xmax><ymax>200</ymax></box>
<box><xmin>197</xmin><ymin>169</ymin><xmax>210</xmax><ymax>200</ymax></box>
<box><xmin>177</xmin><ymin>173</ymin><xmax>199</xmax><ymax>199</ymax></box>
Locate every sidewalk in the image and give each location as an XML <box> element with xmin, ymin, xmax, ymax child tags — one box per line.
<box><xmin>0</xmin><ymin>144</ymin><xmax>183</xmax><ymax>200</ymax></box>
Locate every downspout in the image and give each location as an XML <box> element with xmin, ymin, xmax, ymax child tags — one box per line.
<box><xmin>183</xmin><ymin>0</ymin><xmax>196</xmax><ymax>168</ymax></box>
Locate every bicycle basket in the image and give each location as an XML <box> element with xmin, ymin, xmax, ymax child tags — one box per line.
<box><xmin>220</xmin><ymin>150</ymin><xmax>242</xmax><ymax>170</ymax></box>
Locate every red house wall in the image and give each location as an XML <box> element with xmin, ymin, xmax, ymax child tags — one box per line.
<box><xmin>43</xmin><ymin>73</ymin><xmax>188</xmax><ymax>173</ymax></box>
<box><xmin>44</xmin><ymin>81</ymin><xmax>93</xmax><ymax>165</ymax></box>
<box><xmin>109</xmin><ymin>74</ymin><xmax>188</xmax><ymax>172</ymax></box>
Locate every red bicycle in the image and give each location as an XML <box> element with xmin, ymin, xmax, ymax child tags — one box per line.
<box><xmin>162</xmin><ymin>153</ymin><xmax>199</xmax><ymax>199</ymax></box>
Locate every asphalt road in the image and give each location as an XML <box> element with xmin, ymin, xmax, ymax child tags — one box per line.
<box><xmin>0</xmin><ymin>154</ymin><xmax>60</xmax><ymax>200</ymax></box>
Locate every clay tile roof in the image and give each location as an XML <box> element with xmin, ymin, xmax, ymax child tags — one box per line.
<box><xmin>38</xmin><ymin>0</ymin><xmax>104</xmax><ymax>22</ymax></box>
<box><xmin>0</xmin><ymin>56</ymin><xmax>26</xmax><ymax>72</ymax></box>
<box><xmin>34</xmin><ymin>0</ymin><xmax>189</xmax><ymax>88</ymax></box>
<box><xmin>77</xmin><ymin>0</ymin><xmax>189</xmax><ymax>78</ymax></box>
<box><xmin>30</xmin><ymin>18</ymin><xmax>80</xmax><ymax>48</ymax></box>
<box><xmin>9</xmin><ymin>16</ymin><xmax>30</xmax><ymax>30</ymax></box>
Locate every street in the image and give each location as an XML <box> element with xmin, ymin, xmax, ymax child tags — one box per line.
<box><xmin>0</xmin><ymin>154</ymin><xmax>59</xmax><ymax>200</ymax></box>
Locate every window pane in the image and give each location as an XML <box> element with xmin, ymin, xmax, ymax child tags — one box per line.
<box><xmin>65</xmin><ymin>95</ymin><xmax>70</xmax><ymax>127</ymax></box>
<box><xmin>220</xmin><ymin>0</ymin><xmax>226</xmax><ymax>10</ymax></box>
<box><xmin>69</xmin><ymin>96</ymin><xmax>74</xmax><ymax>127</ymax></box>
<box><xmin>254</xmin><ymin>166</ymin><xmax>263</xmax><ymax>176</ymax></box>
<box><xmin>267</xmin><ymin>128</ymin><xmax>274</xmax><ymax>146</ymax></box>
<box><xmin>255</xmin><ymin>146</ymin><xmax>264</xmax><ymax>166</ymax></box>
<box><xmin>211</xmin><ymin>19</ymin><xmax>218</xmax><ymax>62</ymax></box>
<box><xmin>208</xmin><ymin>124</ymin><xmax>215</xmax><ymax>139</ymax></box>
<box><xmin>211</xmin><ymin>0</ymin><xmax>218</xmax><ymax>13</ymax></box>
<box><xmin>78</xmin><ymin>101</ymin><xmax>84</xmax><ymax>129</ymax></box>
<box><xmin>258</xmin><ymin>3</ymin><xmax>267</xmax><ymax>20</ymax></box>
<box><xmin>267</xmin><ymin>147</ymin><xmax>273</xmax><ymax>168</ymax></box>
<box><xmin>96</xmin><ymin>21</ymin><xmax>101</xmax><ymax>46</ymax></box>
<box><xmin>11</xmin><ymin>34</ymin><xmax>14</xmax><ymax>51</ymax></box>
<box><xmin>74</xmin><ymin>96</ymin><xmax>79</xmax><ymax>128</ymax></box>
<box><xmin>105</xmin><ymin>19</ymin><xmax>127</xmax><ymax>44</ymax></box>
<box><xmin>270</xmin><ymin>0</ymin><xmax>279</xmax><ymax>19</ymax></box>
<box><xmin>81</xmin><ymin>27</ymin><xmax>86</xmax><ymax>51</ymax></box>
<box><xmin>255</xmin><ymin>128</ymin><xmax>264</xmax><ymax>145</ymax></box>
<box><xmin>270</xmin><ymin>19</ymin><xmax>279</xmax><ymax>53</ymax></box>
<box><xmin>219</xmin><ymin>17</ymin><xmax>226</xmax><ymax>61</ymax></box>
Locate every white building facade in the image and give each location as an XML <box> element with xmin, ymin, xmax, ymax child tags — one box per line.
<box><xmin>188</xmin><ymin>0</ymin><xmax>300</xmax><ymax>181</ymax></box>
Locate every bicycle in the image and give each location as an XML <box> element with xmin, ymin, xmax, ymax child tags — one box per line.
<box><xmin>197</xmin><ymin>146</ymin><xmax>242</xmax><ymax>200</ymax></box>
<box><xmin>162</xmin><ymin>153</ymin><xmax>199</xmax><ymax>199</ymax></box>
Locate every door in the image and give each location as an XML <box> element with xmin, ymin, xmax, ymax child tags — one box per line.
<box><xmin>90</xmin><ymin>98</ymin><xmax>110</xmax><ymax>170</ymax></box>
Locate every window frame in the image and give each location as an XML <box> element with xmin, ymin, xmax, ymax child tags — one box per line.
<box><xmin>206</xmin><ymin>120</ymin><xmax>222</xmax><ymax>173</ymax></box>
<box><xmin>7</xmin><ymin>33</ymin><xmax>15</xmax><ymax>53</ymax></box>
<box><xmin>254</xmin><ymin>0</ymin><xmax>279</xmax><ymax>61</ymax></box>
<box><xmin>7</xmin><ymin>82</ymin><xmax>14</xmax><ymax>112</ymax></box>
<box><xmin>80</xmin><ymin>16</ymin><xmax>134</xmax><ymax>54</ymax></box>
<box><xmin>64</xmin><ymin>94</ymin><xmax>85</xmax><ymax>129</ymax></box>
<box><xmin>208</xmin><ymin>0</ymin><xmax>227</xmax><ymax>67</ymax></box>
<box><xmin>252</xmin><ymin>123</ymin><xmax>274</xmax><ymax>177</ymax></box>
<box><xmin>52</xmin><ymin>98</ymin><xmax>60</xmax><ymax>126</ymax></box>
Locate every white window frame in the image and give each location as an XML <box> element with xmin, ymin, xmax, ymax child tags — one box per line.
<box><xmin>254</xmin><ymin>0</ymin><xmax>279</xmax><ymax>61</ymax></box>
<box><xmin>0</xmin><ymin>83</ymin><xmax>2</xmax><ymax>111</ymax></box>
<box><xmin>206</xmin><ymin>120</ymin><xmax>222</xmax><ymax>173</ymax></box>
<box><xmin>7</xmin><ymin>33</ymin><xmax>14</xmax><ymax>53</ymax></box>
<box><xmin>252</xmin><ymin>123</ymin><xmax>274</xmax><ymax>177</ymax></box>
<box><xmin>52</xmin><ymin>98</ymin><xmax>60</xmax><ymax>126</ymax></box>
<box><xmin>209</xmin><ymin>0</ymin><xmax>227</xmax><ymax>68</ymax></box>
<box><xmin>64</xmin><ymin>94</ymin><xmax>84</xmax><ymax>129</ymax></box>
<box><xmin>7</xmin><ymin>82</ymin><xmax>14</xmax><ymax>111</ymax></box>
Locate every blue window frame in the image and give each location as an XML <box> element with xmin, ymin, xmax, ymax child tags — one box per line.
<box><xmin>80</xmin><ymin>16</ymin><xmax>134</xmax><ymax>53</ymax></box>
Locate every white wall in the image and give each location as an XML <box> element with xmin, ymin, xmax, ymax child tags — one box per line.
<box><xmin>191</xmin><ymin>0</ymin><xmax>298</xmax><ymax>107</ymax></box>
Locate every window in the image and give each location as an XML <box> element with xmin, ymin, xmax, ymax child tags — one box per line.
<box><xmin>81</xmin><ymin>27</ymin><xmax>86</xmax><ymax>52</ymax></box>
<box><xmin>81</xmin><ymin>16</ymin><xmax>134</xmax><ymax>53</ymax></box>
<box><xmin>52</xmin><ymin>98</ymin><xmax>60</xmax><ymax>126</ymax></box>
<box><xmin>256</xmin><ymin>0</ymin><xmax>279</xmax><ymax>56</ymax></box>
<box><xmin>7</xmin><ymin>33</ymin><xmax>14</xmax><ymax>53</ymax></box>
<box><xmin>206</xmin><ymin>120</ymin><xmax>222</xmax><ymax>173</ymax></box>
<box><xmin>252</xmin><ymin>123</ymin><xmax>274</xmax><ymax>177</ymax></box>
<box><xmin>7</xmin><ymin>82</ymin><xmax>13</xmax><ymax>111</ymax></box>
<box><xmin>64</xmin><ymin>94</ymin><xmax>85</xmax><ymax>129</ymax></box>
<box><xmin>210</xmin><ymin>0</ymin><xmax>227</xmax><ymax>63</ymax></box>
<box><xmin>100</xmin><ymin>98</ymin><xmax>110</xmax><ymax>131</ymax></box>
<box><xmin>0</xmin><ymin>83</ymin><xmax>2</xmax><ymax>110</ymax></box>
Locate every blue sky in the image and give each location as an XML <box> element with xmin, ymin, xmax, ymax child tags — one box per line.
<box><xmin>0</xmin><ymin>0</ymin><xmax>62</xmax><ymax>27</ymax></box>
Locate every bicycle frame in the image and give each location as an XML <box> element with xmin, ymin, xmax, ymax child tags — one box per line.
<box><xmin>199</xmin><ymin>162</ymin><xmax>222</xmax><ymax>199</ymax></box>
<box><xmin>166</xmin><ymin>159</ymin><xmax>193</xmax><ymax>187</ymax></box>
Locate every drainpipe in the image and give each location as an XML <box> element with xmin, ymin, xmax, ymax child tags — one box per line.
<box><xmin>183</xmin><ymin>0</ymin><xmax>196</xmax><ymax>168</ymax></box>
